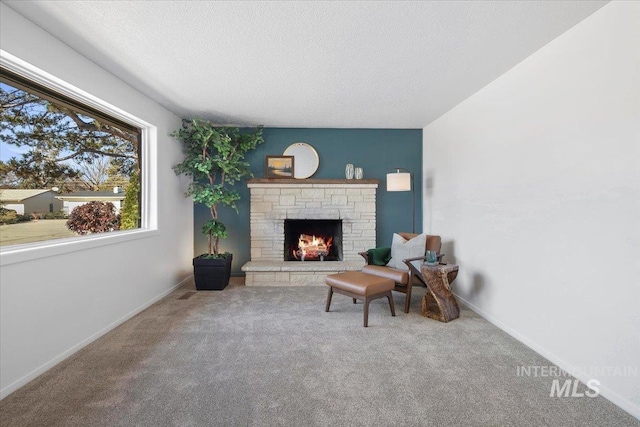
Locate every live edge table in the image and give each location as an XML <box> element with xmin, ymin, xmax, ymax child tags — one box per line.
<box><xmin>420</xmin><ymin>263</ymin><xmax>460</xmax><ymax>323</ymax></box>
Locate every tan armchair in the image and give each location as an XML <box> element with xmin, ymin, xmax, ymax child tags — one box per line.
<box><xmin>359</xmin><ymin>233</ymin><xmax>443</xmax><ymax>313</ymax></box>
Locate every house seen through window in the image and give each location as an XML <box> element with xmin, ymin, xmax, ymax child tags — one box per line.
<box><xmin>0</xmin><ymin>68</ymin><xmax>142</xmax><ymax>247</ymax></box>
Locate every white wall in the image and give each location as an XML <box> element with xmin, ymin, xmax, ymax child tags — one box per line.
<box><xmin>423</xmin><ymin>1</ymin><xmax>639</xmax><ymax>418</ymax></box>
<box><xmin>0</xmin><ymin>4</ymin><xmax>193</xmax><ymax>398</ymax></box>
<box><xmin>3</xmin><ymin>204</ymin><xmax>24</xmax><ymax>215</ymax></box>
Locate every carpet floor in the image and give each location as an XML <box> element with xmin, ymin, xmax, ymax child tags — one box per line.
<box><xmin>0</xmin><ymin>281</ymin><xmax>637</xmax><ymax>427</ymax></box>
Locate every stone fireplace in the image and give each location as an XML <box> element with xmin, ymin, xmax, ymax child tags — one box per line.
<box><xmin>242</xmin><ymin>179</ymin><xmax>378</xmax><ymax>286</ymax></box>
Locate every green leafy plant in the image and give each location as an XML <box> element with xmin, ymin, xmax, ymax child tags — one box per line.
<box><xmin>0</xmin><ymin>207</ymin><xmax>19</xmax><ymax>224</ymax></box>
<box><xmin>44</xmin><ymin>211</ymin><xmax>67</xmax><ymax>219</ymax></box>
<box><xmin>119</xmin><ymin>171</ymin><xmax>140</xmax><ymax>230</ymax></box>
<box><xmin>172</xmin><ymin>120</ymin><xmax>264</xmax><ymax>257</ymax></box>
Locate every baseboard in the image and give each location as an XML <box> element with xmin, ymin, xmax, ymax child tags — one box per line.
<box><xmin>0</xmin><ymin>275</ymin><xmax>193</xmax><ymax>400</ymax></box>
<box><xmin>455</xmin><ymin>294</ymin><xmax>640</xmax><ymax>420</ymax></box>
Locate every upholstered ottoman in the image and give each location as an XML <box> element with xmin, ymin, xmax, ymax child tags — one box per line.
<box><xmin>325</xmin><ymin>271</ymin><xmax>396</xmax><ymax>327</ymax></box>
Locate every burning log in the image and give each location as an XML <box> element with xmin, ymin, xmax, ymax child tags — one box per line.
<box><xmin>294</xmin><ymin>234</ymin><xmax>333</xmax><ymax>261</ymax></box>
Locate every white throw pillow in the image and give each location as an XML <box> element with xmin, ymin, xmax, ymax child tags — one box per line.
<box><xmin>387</xmin><ymin>233</ymin><xmax>427</xmax><ymax>270</ymax></box>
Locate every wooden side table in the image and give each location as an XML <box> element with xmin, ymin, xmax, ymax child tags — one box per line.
<box><xmin>420</xmin><ymin>263</ymin><xmax>459</xmax><ymax>322</ymax></box>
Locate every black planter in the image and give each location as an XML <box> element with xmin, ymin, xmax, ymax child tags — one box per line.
<box><xmin>192</xmin><ymin>254</ymin><xmax>233</xmax><ymax>290</ymax></box>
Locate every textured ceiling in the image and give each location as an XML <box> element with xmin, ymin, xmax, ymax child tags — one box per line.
<box><xmin>4</xmin><ymin>1</ymin><xmax>607</xmax><ymax>128</ymax></box>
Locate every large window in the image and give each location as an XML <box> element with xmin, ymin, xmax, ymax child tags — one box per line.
<box><xmin>0</xmin><ymin>52</ymin><xmax>154</xmax><ymax>258</ymax></box>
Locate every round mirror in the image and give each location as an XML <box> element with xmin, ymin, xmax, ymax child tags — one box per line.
<box><xmin>283</xmin><ymin>142</ymin><xmax>319</xmax><ymax>179</ymax></box>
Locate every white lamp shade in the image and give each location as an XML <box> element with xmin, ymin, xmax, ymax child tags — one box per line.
<box><xmin>386</xmin><ymin>172</ymin><xmax>411</xmax><ymax>191</ymax></box>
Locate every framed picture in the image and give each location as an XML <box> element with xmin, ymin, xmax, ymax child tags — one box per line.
<box><xmin>265</xmin><ymin>155</ymin><xmax>295</xmax><ymax>178</ymax></box>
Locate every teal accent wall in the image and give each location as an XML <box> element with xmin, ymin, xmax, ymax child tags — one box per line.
<box><xmin>193</xmin><ymin>128</ymin><xmax>423</xmax><ymax>274</ymax></box>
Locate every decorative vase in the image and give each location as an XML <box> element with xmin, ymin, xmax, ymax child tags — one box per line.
<box><xmin>345</xmin><ymin>163</ymin><xmax>354</xmax><ymax>179</ymax></box>
<box><xmin>355</xmin><ymin>167</ymin><xmax>363</xmax><ymax>179</ymax></box>
<box><xmin>425</xmin><ymin>250</ymin><xmax>438</xmax><ymax>265</ymax></box>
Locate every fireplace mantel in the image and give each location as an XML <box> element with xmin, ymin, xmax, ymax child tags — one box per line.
<box><xmin>247</xmin><ymin>178</ymin><xmax>379</xmax><ymax>185</ymax></box>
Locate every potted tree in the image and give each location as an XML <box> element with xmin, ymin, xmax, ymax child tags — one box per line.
<box><xmin>172</xmin><ymin>119</ymin><xmax>264</xmax><ymax>290</ymax></box>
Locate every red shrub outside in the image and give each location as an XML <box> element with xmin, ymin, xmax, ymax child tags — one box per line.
<box><xmin>66</xmin><ymin>201</ymin><xmax>120</xmax><ymax>235</ymax></box>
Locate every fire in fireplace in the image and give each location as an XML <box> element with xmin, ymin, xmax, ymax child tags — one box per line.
<box><xmin>284</xmin><ymin>219</ymin><xmax>343</xmax><ymax>261</ymax></box>
<box><xmin>294</xmin><ymin>234</ymin><xmax>332</xmax><ymax>261</ymax></box>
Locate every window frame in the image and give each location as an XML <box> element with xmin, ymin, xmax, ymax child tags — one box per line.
<box><xmin>0</xmin><ymin>50</ymin><xmax>158</xmax><ymax>266</ymax></box>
